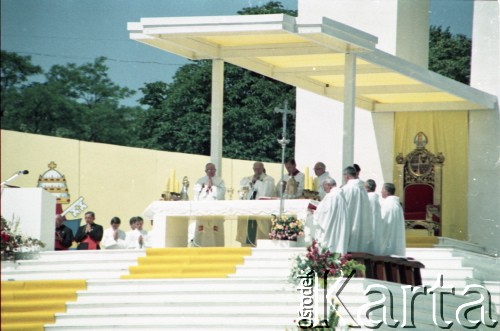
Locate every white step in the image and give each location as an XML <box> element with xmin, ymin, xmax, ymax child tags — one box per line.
<box><xmin>2</xmin><ymin>244</ymin><xmax>499</xmax><ymax>331</ymax></box>
<box><xmin>1</xmin><ymin>270</ymin><xmax>127</xmax><ymax>281</ymax></box>
<box><xmin>13</xmin><ymin>260</ymin><xmax>136</xmax><ymax>271</ymax></box>
<box><xmin>49</xmin><ymin>314</ymin><xmax>296</xmax><ymax>327</ymax></box>
<box><xmin>37</xmin><ymin>249</ymin><xmax>146</xmax><ymax>261</ymax></box>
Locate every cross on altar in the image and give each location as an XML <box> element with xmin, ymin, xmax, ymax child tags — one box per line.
<box><xmin>273</xmin><ymin>100</ymin><xmax>295</xmax><ymax>217</ymax></box>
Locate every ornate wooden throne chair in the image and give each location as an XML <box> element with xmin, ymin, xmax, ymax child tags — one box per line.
<box><xmin>395</xmin><ymin>132</ymin><xmax>445</xmax><ymax>236</ymax></box>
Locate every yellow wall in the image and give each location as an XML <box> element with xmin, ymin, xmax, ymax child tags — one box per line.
<box><xmin>1</xmin><ymin>130</ymin><xmax>283</xmax><ymax>247</ymax></box>
<box><xmin>2</xmin><ymin>124</ymin><xmax>469</xmax><ymax>244</ymax></box>
<box><xmin>394</xmin><ymin>112</ymin><xmax>468</xmax><ymax>240</ymax></box>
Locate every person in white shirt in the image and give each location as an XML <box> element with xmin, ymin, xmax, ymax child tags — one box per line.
<box><xmin>102</xmin><ymin>217</ymin><xmax>126</xmax><ymax>249</ymax></box>
<box><xmin>380</xmin><ymin>183</ymin><xmax>406</xmax><ymax>256</ymax></box>
<box><xmin>192</xmin><ymin>163</ymin><xmax>226</xmax><ymax>247</ymax></box>
<box><xmin>237</xmin><ymin>161</ymin><xmax>276</xmax><ymax>246</ymax></box>
<box><xmin>313</xmin><ymin>162</ymin><xmax>330</xmax><ymax>200</ymax></box>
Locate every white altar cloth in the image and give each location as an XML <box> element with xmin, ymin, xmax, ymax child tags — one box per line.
<box><xmin>143</xmin><ymin>199</ymin><xmax>312</xmax><ymax>247</ymax></box>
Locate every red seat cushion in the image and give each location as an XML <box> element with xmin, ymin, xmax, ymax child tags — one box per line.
<box><xmin>404</xmin><ymin>184</ymin><xmax>433</xmax><ymax>220</ymax></box>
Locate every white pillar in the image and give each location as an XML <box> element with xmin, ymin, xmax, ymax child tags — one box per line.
<box><xmin>342</xmin><ymin>53</ymin><xmax>356</xmax><ymax>171</ymax></box>
<box><xmin>468</xmin><ymin>0</ymin><xmax>500</xmax><ymax>255</ymax></box>
<box><xmin>211</xmin><ymin>59</ymin><xmax>224</xmax><ymax>175</ymax></box>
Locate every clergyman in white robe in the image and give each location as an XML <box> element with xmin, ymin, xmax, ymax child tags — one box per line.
<box><xmin>380</xmin><ymin>183</ymin><xmax>406</xmax><ymax>256</ymax></box>
<box><xmin>192</xmin><ymin>163</ymin><xmax>226</xmax><ymax>247</ymax></box>
<box><xmin>277</xmin><ymin>159</ymin><xmax>304</xmax><ymax>199</ymax></box>
<box><xmin>342</xmin><ymin>167</ymin><xmax>374</xmax><ymax>254</ymax></box>
<box><xmin>125</xmin><ymin>228</ymin><xmax>146</xmax><ymax>249</ymax></box>
<box><xmin>102</xmin><ymin>226</ymin><xmax>126</xmax><ymax>249</ymax></box>
<box><xmin>313</xmin><ymin>185</ymin><xmax>350</xmax><ymax>254</ymax></box>
<box><xmin>125</xmin><ymin>217</ymin><xmax>149</xmax><ymax>249</ymax></box>
<box><xmin>365</xmin><ymin>179</ymin><xmax>383</xmax><ymax>255</ymax></box>
<box><xmin>237</xmin><ymin>162</ymin><xmax>275</xmax><ymax>246</ymax></box>
<box><xmin>312</xmin><ymin>162</ymin><xmax>330</xmax><ymax>200</ymax></box>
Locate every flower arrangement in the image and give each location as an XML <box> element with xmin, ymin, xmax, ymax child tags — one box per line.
<box><xmin>269</xmin><ymin>214</ymin><xmax>304</xmax><ymax>241</ymax></box>
<box><xmin>290</xmin><ymin>240</ymin><xmax>365</xmax><ymax>329</ymax></box>
<box><xmin>1</xmin><ymin>216</ymin><xmax>45</xmax><ymax>261</ymax></box>
<box><xmin>290</xmin><ymin>240</ymin><xmax>365</xmax><ymax>282</ymax></box>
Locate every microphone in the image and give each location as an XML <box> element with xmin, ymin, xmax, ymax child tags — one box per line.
<box><xmin>1</xmin><ymin>170</ymin><xmax>29</xmax><ymax>188</ymax></box>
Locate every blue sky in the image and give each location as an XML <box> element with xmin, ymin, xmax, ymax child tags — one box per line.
<box><xmin>1</xmin><ymin>0</ymin><xmax>474</xmax><ymax>106</ymax></box>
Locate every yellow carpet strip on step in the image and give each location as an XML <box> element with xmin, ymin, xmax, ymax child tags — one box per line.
<box><xmin>122</xmin><ymin>247</ymin><xmax>252</xmax><ymax>279</ymax></box>
<box><xmin>1</xmin><ymin>279</ymin><xmax>87</xmax><ymax>331</ymax></box>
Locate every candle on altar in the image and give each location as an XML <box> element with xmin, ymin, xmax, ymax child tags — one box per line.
<box><xmin>304</xmin><ymin>166</ymin><xmax>310</xmax><ymax>190</ymax></box>
<box><xmin>165</xmin><ymin>177</ymin><xmax>170</xmax><ymax>192</ymax></box>
<box><xmin>170</xmin><ymin>169</ymin><xmax>176</xmax><ymax>192</ymax></box>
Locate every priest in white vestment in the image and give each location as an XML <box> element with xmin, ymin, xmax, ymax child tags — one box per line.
<box><xmin>313</xmin><ymin>178</ymin><xmax>350</xmax><ymax>254</ymax></box>
<box><xmin>341</xmin><ymin>166</ymin><xmax>374</xmax><ymax>254</ymax></box>
<box><xmin>237</xmin><ymin>162</ymin><xmax>276</xmax><ymax>246</ymax></box>
<box><xmin>125</xmin><ymin>216</ymin><xmax>149</xmax><ymax>249</ymax></box>
<box><xmin>380</xmin><ymin>183</ymin><xmax>406</xmax><ymax>256</ymax></box>
<box><xmin>312</xmin><ymin>162</ymin><xmax>330</xmax><ymax>200</ymax></box>
<box><xmin>364</xmin><ymin>179</ymin><xmax>383</xmax><ymax>255</ymax></box>
<box><xmin>277</xmin><ymin>159</ymin><xmax>305</xmax><ymax>199</ymax></box>
<box><xmin>193</xmin><ymin>163</ymin><xmax>226</xmax><ymax>247</ymax></box>
<box><xmin>102</xmin><ymin>217</ymin><xmax>126</xmax><ymax>249</ymax></box>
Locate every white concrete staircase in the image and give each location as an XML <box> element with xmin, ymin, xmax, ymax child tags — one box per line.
<box><xmin>1</xmin><ymin>249</ymin><xmax>145</xmax><ymax>281</ymax></box>
<box><xmin>1</xmin><ymin>242</ymin><xmax>498</xmax><ymax>330</ymax></box>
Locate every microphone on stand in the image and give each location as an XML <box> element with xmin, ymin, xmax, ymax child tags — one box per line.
<box><xmin>1</xmin><ymin>170</ymin><xmax>30</xmax><ymax>188</ymax></box>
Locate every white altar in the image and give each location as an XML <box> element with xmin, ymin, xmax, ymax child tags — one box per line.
<box><xmin>142</xmin><ymin>199</ymin><xmax>313</xmax><ymax>247</ymax></box>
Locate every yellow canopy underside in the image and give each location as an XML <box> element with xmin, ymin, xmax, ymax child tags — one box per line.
<box><xmin>129</xmin><ymin>14</ymin><xmax>497</xmax><ymax>112</ymax></box>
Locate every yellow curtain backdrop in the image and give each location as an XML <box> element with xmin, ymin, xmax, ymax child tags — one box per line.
<box><xmin>394</xmin><ymin>111</ymin><xmax>468</xmax><ymax>240</ymax></box>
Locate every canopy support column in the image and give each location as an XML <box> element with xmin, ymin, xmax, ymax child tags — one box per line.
<box><xmin>211</xmin><ymin>59</ymin><xmax>224</xmax><ymax>174</ymax></box>
<box><xmin>342</xmin><ymin>52</ymin><xmax>356</xmax><ymax>172</ymax></box>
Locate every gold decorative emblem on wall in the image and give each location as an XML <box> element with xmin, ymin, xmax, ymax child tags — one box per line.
<box><xmin>37</xmin><ymin>161</ymin><xmax>70</xmax><ymax>204</ymax></box>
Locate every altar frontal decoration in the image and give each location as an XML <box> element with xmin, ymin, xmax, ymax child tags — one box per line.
<box><xmin>269</xmin><ymin>214</ymin><xmax>304</xmax><ymax>241</ymax></box>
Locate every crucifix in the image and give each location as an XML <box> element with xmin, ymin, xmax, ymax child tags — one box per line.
<box><xmin>274</xmin><ymin>100</ymin><xmax>295</xmax><ymax>217</ymax></box>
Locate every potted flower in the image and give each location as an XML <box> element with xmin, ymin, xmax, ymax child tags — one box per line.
<box><xmin>289</xmin><ymin>240</ymin><xmax>365</xmax><ymax>285</ymax></box>
<box><xmin>269</xmin><ymin>214</ymin><xmax>304</xmax><ymax>240</ymax></box>
<box><xmin>1</xmin><ymin>216</ymin><xmax>45</xmax><ymax>262</ymax></box>
<box><xmin>290</xmin><ymin>240</ymin><xmax>365</xmax><ymax>329</ymax></box>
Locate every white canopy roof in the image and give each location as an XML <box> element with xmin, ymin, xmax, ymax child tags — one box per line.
<box><xmin>128</xmin><ymin>14</ymin><xmax>497</xmax><ymax>112</ymax></box>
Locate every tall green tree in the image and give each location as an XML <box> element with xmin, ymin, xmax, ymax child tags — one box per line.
<box><xmin>1</xmin><ymin>52</ymin><xmax>141</xmax><ymax>146</ymax></box>
<box><xmin>136</xmin><ymin>1</ymin><xmax>297</xmax><ymax>162</ymax></box>
<box><xmin>237</xmin><ymin>1</ymin><xmax>297</xmax><ymax>16</ymax></box>
<box><xmin>1</xmin><ymin>2</ymin><xmax>474</xmax><ymax>157</ymax></box>
<box><xmin>0</xmin><ymin>51</ymin><xmax>42</xmax><ymax>118</ymax></box>
<box><xmin>429</xmin><ymin>26</ymin><xmax>471</xmax><ymax>84</ymax></box>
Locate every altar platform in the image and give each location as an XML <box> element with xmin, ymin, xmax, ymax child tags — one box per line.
<box><xmin>142</xmin><ymin>199</ymin><xmax>313</xmax><ymax>247</ymax></box>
